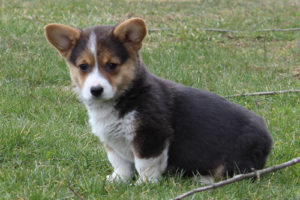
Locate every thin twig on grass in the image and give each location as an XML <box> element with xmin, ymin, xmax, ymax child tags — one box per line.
<box><xmin>203</xmin><ymin>27</ymin><xmax>300</xmax><ymax>33</ymax></box>
<box><xmin>259</xmin><ymin>28</ymin><xmax>300</xmax><ymax>32</ymax></box>
<box><xmin>202</xmin><ymin>28</ymin><xmax>240</xmax><ymax>33</ymax></box>
<box><xmin>148</xmin><ymin>27</ymin><xmax>300</xmax><ymax>33</ymax></box>
<box><xmin>171</xmin><ymin>157</ymin><xmax>300</xmax><ymax>200</ymax></box>
<box><xmin>149</xmin><ymin>28</ymin><xmax>170</xmax><ymax>32</ymax></box>
<box><xmin>67</xmin><ymin>182</ymin><xmax>85</xmax><ymax>200</ymax></box>
<box><xmin>226</xmin><ymin>89</ymin><xmax>300</xmax><ymax>98</ymax></box>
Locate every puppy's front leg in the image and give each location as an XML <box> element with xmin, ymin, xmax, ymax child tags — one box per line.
<box><xmin>104</xmin><ymin>144</ymin><xmax>134</xmax><ymax>183</ymax></box>
<box><xmin>134</xmin><ymin>147</ymin><xmax>169</xmax><ymax>184</ymax></box>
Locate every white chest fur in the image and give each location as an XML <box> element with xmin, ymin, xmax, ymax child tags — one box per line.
<box><xmin>86</xmin><ymin>102</ymin><xmax>136</xmax><ymax>162</ymax></box>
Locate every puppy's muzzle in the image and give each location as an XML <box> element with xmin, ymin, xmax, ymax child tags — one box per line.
<box><xmin>90</xmin><ymin>85</ymin><xmax>104</xmax><ymax>98</ymax></box>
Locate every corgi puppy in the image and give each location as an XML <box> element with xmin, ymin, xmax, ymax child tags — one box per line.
<box><xmin>44</xmin><ymin>18</ymin><xmax>272</xmax><ymax>183</ymax></box>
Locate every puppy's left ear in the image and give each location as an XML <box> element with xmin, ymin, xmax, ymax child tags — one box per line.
<box><xmin>113</xmin><ymin>18</ymin><xmax>147</xmax><ymax>51</ymax></box>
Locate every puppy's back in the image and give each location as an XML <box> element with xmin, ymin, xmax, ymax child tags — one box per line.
<box><xmin>167</xmin><ymin>85</ymin><xmax>273</xmax><ymax>177</ymax></box>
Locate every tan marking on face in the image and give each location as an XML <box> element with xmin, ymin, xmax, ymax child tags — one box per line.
<box><xmin>67</xmin><ymin>62</ymin><xmax>81</xmax><ymax>87</ymax></box>
<box><xmin>111</xmin><ymin>58</ymin><xmax>135</xmax><ymax>91</ymax></box>
<box><xmin>75</xmin><ymin>48</ymin><xmax>95</xmax><ymax>68</ymax></box>
<box><xmin>100</xmin><ymin>57</ymin><xmax>135</xmax><ymax>93</ymax></box>
<box><xmin>67</xmin><ymin>48</ymin><xmax>95</xmax><ymax>89</ymax></box>
<box><xmin>98</xmin><ymin>50</ymin><xmax>114</xmax><ymax>66</ymax></box>
<box><xmin>94</xmin><ymin>47</ymin><xmax>136</xmax><ymax>93</ymax></box>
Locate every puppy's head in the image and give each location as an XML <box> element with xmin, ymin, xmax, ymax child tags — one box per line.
<box><xmin>44</xmin><ymin>18</ymin><xmax>147</xmax><ymax>101</ymax></box>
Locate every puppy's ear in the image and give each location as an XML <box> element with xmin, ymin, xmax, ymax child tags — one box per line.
<box><xmin>44</xmin><ymin>24</ymin><xmax>80</xmax><ymax>57</ymax></box>
<box><xmin>113</xmin><ymin>18</ymin><xmax>147</xmax><ymax>51</ymax></box>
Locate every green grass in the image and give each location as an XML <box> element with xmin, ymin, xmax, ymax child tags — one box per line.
<box><xmin>1</xmin><ymin>0</ymin><xmax>300</xmax><ymax>199</ymax></box>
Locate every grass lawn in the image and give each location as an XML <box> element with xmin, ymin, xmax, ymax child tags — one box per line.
<box><xmin>1</xmin><ymin>0</ymin><xmax>299</xmax><ymax>199</ymax></box>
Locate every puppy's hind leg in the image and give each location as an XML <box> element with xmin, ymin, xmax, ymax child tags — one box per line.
<box><xmin>193</xmin><ymin>164</ymin><xmax>225</xmax><ymax>185</ymax></box>
<box><xmin>134</xmin><ymin>147</ymin><xmax>169</xmax><ymax>184</ymax></box>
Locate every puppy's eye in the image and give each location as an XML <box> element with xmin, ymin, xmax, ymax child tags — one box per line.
<box><xmin>79</xmin><ymin>64</ymin><xmax>90</xmax><ymax>72</ymax></box>
<box><xmin>105</xmin><ymin>62</ymin><xmax>118</xmax><ymax>72</ymax></box>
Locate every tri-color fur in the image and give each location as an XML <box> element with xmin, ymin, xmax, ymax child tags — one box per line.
<box><xmin>45</xmin><ymin>18</ymin><xmax>273</xmax><ymax>183</ymax></box>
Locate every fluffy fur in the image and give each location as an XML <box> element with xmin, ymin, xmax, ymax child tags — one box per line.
<box><xmin>45</xmin><ymin>18</ymin><xmax>273</xmax><ymax>183</ymax></box>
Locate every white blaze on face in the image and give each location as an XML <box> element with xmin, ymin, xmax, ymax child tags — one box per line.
<box><xmin>81</xmin><ymin>32</ymin><xmax>115</xmax><ymax>101</ymax></box>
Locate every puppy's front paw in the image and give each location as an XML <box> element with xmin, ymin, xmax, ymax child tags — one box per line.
<box><xmin>135</xmin><ymin>176</ymin><xmax>159</xmax><ymax>185</ymax></box>
<box><xmin>193</xmin><ymin>175</ymin><xmax>215</xmax><ymax>185</ymax></box>
<box><xmin>106</xmin><ymin>172</ymin><xmax>130</xmax><ymax>183</ymax></box>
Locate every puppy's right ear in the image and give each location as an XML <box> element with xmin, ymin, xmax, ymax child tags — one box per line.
<box><xmin>44</xmin><ymin>24</ymin><xmax>80</xmax><ymax>57</ymax></box>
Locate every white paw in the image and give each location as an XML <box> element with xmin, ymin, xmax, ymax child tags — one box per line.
<box><xmin>135</xmin><ymin>176</ymin><xmax>159</xmax><ymax>185</ymax></box>
<box><xmin>106</xmin><ymin>172</ymin><xmax>130</xmax><ymax>183</ymax></box>
<box><xmin>193</xmin><ymin>175</ymin><xmax>215</xmax><ymax>185</ymax></box>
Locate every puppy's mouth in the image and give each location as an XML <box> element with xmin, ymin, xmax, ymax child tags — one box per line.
<box><xmin>85</xmin><ymin>90</ymin><xmax>117</xmax><ymax>103</ymax></box>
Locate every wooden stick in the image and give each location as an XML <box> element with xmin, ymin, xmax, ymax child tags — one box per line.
<box><xmin>226</xmin><ymin>89</ymin><xmax>300</xmax><ymax>98</ymax></box>
<box><xmin>171</xmin><ymin>157</ymin><xmax>300</xmax><ymax>200</ymax></box>
<box><xmin>259</xmin><ymin>28</ymin><xmax>300</xmax><ymax>32</ymax></box>
<box><xmin>148</xmin><ymin>27</ymin><xmax>300</xmax><ymax>33</ymax></box>
<box><xmin>202</xmin><ymin>28</ymin><xmax>239</xmax><ymax>33</ymax></box>
<box><xmin>203</xmin><ymin>27</ymin><xmax>300</xmax><ymax>33</ymax></box>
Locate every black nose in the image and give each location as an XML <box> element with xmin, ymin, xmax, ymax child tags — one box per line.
<box><xmin>90</xmin><ymin>86</ymin><xmax>103</xmax><ymax>97</ymax></box>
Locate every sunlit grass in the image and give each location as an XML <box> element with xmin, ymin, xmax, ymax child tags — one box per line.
<box><xmin>0</xmin><ymin>0</ymin><xmax>299</xmax><ymax>199</ymax></box>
